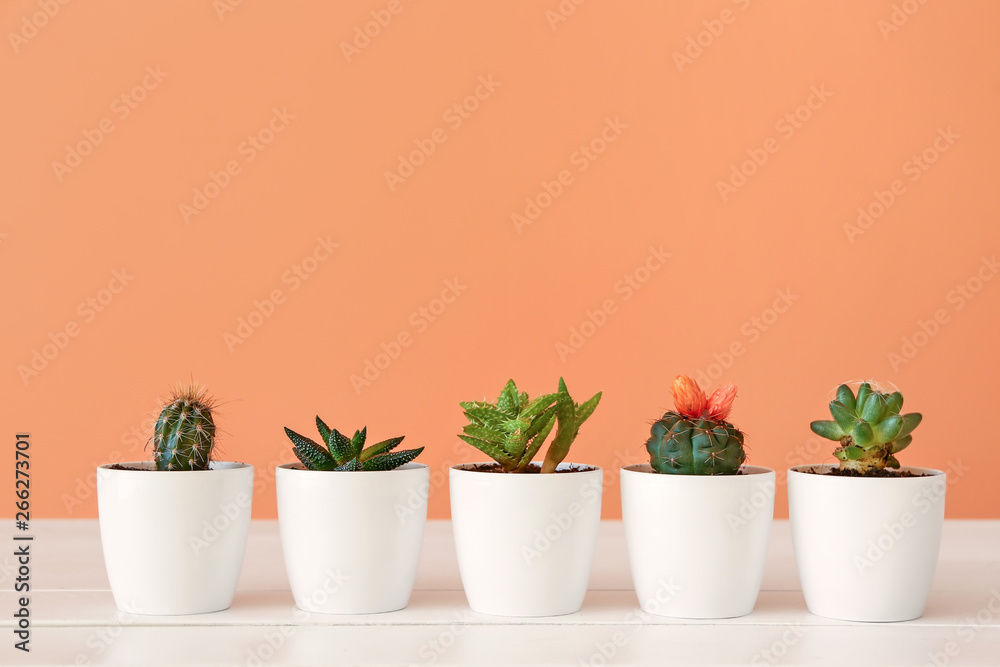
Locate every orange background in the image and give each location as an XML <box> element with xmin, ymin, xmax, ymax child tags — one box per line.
<box><xmin>3</xmin><ymin>0</ymin><xmax>998</xmax><ymax>520</ymax></box>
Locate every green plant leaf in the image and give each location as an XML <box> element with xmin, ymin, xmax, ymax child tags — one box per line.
<box><xmin>315</xmin><ymin>416</ymin><xmax>333</xmax><ymax>447</ymax></box>
<box><xmin>576</xmin><ymin>392</ymin><xmax>602</xmax><ymax>425</ymax></box>
<box><xmin>458</xmin><ymin>435</ymin><xmax>517</xmax><ymax>470</ymax></box>
<box><xmin>884</xmin><ymin>392</ymin><xmax>903</xmax><ymax>415</ymax></box>
<box><xmin>890</xmin><ymin>433</ymin><xmax>913</xmax><ymax>454</ymax></box>
<box><xmin>497</xmin><ymin>380</ymin><xmax>520</xmax><ymax>415</ymax></box>
<box><xmin>360</xmin><ymin>436</ymin><xmax>405</xmax><ymax>461</ymax></box>
<box><xmin>810</xmin><ymin>420</ymin><xmax>844</xmax><ymax>441</ymax></box>
<box><xmin>521</xmin><ymin>393</ymin><xmax>558</xmax><ymax>420</ymax></box>
<box><xmin>829</xmin><ymin>401</ymin><xmax>856</xmax><ymax>432</ymax></box>
<box><xmin>852</xmin><ymin>421</ymin><xmax>875</xmax><ymax>448</ymax></box>
<box><xmin>351</xmin><ymin>427</ymin><xmax>367</xmax><ymax>454</ymax></box>
<box><xmin>461</xmin><ymin>424</ymin><xmax>505</xmax><ymax>445</ymax></box>
<box><xmin>897</xmin><ymin>413</ymin><xmax>923</xmax><ymax>438</ymax></box>
<box><xmin>855</xmin><ymin>383</ymin><xmax>872</xmax><ymax>413</ymax></box>
<box><xmin>873</xmin><ymin>414</ymin><xmax>903</xmax><ymax>443</ymax></box>
<box><xmin>837</xmin><ymin>445</ymin><xmax>866</xmax><ymax>460</ymax></box>
<box><xmin>328</xmin><ymin>428</ymin><xmax>354</xmax><ymax>463</ymax></box>
<box><xmin>461</xmin><ymin>406</ymin><xmax>507</xmax><ymax>427</ymax></box>
<box><xmin>836</xmin><ymin>384</ymin><xmax>856</xmax><ymax>412</ymax></box>
<box><xmin>363</xmin><ymin>447</ymin><xmax>424</xmax><ymax>471</ymax></box>
<box><xmin>285</xmin><ymin>427</ymin><xmax>336</xmax><ymax>470</ymax></box>
<box><xmin>519</xmin><ymin>414</ymin><xmax>557</xmax><ymax>472</ymax></box>
<box><xmin>861</xmin><ymin>392</ymin><xmax>886</xmax><ymax>423</ymax></box>
<box><xmin>334</xmin><ymin>458</ymin><xmax>364</xmax><ymax>472</ymax></box>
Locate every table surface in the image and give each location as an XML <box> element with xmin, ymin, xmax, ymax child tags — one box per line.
<box><xmin>1</xmin><ymin>519</ymin><xmax>998</xmax><ymax>666</ymax></box>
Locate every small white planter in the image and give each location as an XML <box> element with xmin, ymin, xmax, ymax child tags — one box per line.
<box><xmin>276</xmin><ymin>462</ymin><xmax>428</xmax><ymax>614</ymax></box>
<box><xmin>96</xmin><ymin>461</ymin><xmax>254</xmax><ymax>615</ymax></box>
<box><xmin>450</xmin><ymin>463</ymin><xmax>602</xmax><ymax>617</ymax></box>
<box><xmin>620</xmin><ymin>464</ymin><xmax>775</xmax><ymax>619</ymax></box>
<box><xmin>788</xmin><ymin>464</ymin><xmax>946</xmax><ymax>622</ymax></box>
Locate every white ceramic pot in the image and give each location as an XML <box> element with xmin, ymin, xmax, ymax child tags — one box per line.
<box><xmin>449</xmin><ymin>463</ymin><xmax>602</xmax><ymax>617</ymax></box>
<box><xmin>96</xmin><ymin>461</ymin><xmax>254</xmax><ymax>615</ymax></box>
<box><xmin>620</xmin><ymin>464</ymin><xmax>775</xmax><ymax>619</ymax></box>
<box><xmin>788</xmin><ymin>464</ymin><xmax>946</xmax><ymax>622</ymax></box>
<box><xmin>275</xmin><ymin>462</ymin><xmax>429</xmax><ymax>614</ymax></box>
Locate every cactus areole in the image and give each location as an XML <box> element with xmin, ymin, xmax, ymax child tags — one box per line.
<box><xmin>153</xmin><ymin>384</ymin><xmax>218</xmax><ymax>471</ymax></box>
<box><xmin>809</xmin><ymin>382</ymin><xmax>922</xmax><ymax>475</ymax></box>
<box><xmin>645</xmin><ymin>376</ymin><xmax>747</xmax><ymax>475</ymax></box>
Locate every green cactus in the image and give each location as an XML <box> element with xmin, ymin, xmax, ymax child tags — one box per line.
<box><xmin>458</xmin><ymin>378</ymin><xmax>601</xmax><ymax>473</ymax></box>
<box><xmin>284</xmin><ymin>417</ymin><xmax>423</xmax><ymax>471</ymax></box>
<box><xmin>153</xmin><ymin>384</ymin><xmax>217</xmax><ymax>471</ymax></box>
<box><xmin>645</xmin><ymin>375</ymin><xmax>746</xmax><ymax>475</ymax></box>
<box><xmin>810</xmin><ymin>382</ymin><xmax>922</xmax><ymax>474</ymax></box>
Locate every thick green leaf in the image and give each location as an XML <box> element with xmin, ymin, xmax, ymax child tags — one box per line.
<box><xmin>861</xmin><ymin>392</ymin><xmax>886</xmax><ymax>423</ymax></box>
<box><xmin>462</xmin><ymin>406</ymin><xmax>507</xmax><ymax>427</ymax></box>
<box><xmin>853</xmin><ymin>421</ymin><xmax>875</xmax><ymax>448</ymax></box>
<box><xmin>461</xmin><ymin>424</ymin><xmax>505</xmax><ymax>445</ymax></box>
<box><xmin>351</xmin><ymin>427</ymin><xmax>367</xmax><ymax>453</ymax></box>
<box><xmin>890</xmin><ymin>434</ymin><xmax>913</xmax><ymax>454</ymax></box>
<box><xmin>286</xmin><ymin>428</ymin><xmax>335</xmax><ymax>471</ymax></box>
<box><xmin>810</xmin><ymin>420</ymin><xmax>845</xmax><ymax>441</ymax></box>
<box><xmin>837</xmin><ymin>445</ymin><xmax>866</xmax><ymax>460</ymax></box>
<box><xmin>363</xmin><ymin>447</ymin><xmax>424</xmax><ymax>471</ymax></box>
<box><xmin>334</xmin><ymin>458</ymin><xmax>364</xmax><ymax>472</ymax></box>
<box><xmin>897</xmin><ymin>413</ymin><xmax>923</xmax><ymax>438</ymax></box>
<box><xmin>497</xmin><ymin>380</ymin><xmax>520</xmax><ymax>415</ymax></box>
<box><xmin>521</xmin><ymin>393</ymin><xmax>557</xmax><ymax>420</ymax></box>
<box><xmin>328</xmin><ymin>428</ymin><xmax>354</xmax><ymax>463</ymax></box>
<box><xmin>458</xmin><ymin>435</ymin><xmax>517</xmax><ymax>469</ymax></box>
<box><xmin>855</xmin><ymin>383</ymin><xmax>872</xmax><ymax>412</ymax></box>
<box><xmin>576</xmin><ymin>392</ymin><xmax>602</xmax><ymax>425</ymax></box>
<box><xmin>315</xmin><ymin>416</ymin><xmax>333</xmax><ymax>447</ymax></box>
<box><xmin>885</xmin><ymin>392</ymin><xmax>903</xmax><ymax>415</ymax></box>
<box><xmin>520</xmin><ymin>414</ymin><xmax>557</xmax><ymax>471</ymax></box>
<box><xmin>886</xmin><ymin>455</ymin><xmax>901</xmax><ymax>469</ymax></box>
<box><xmin>829</xmin><ymin>401</ymin><xmax>857</xmax><ymax>432</ymax></box>
<box><xmin>836</xmin><ymin>384</ymin><xmax>856</xmax><ymax>412</ymax></box>
<box><xmin>360</xmin><ymin>436</ymin><xmax>405</xmax><ymax>461</ymax></box>
<box><xmin>873</xmin><ymin>414</ymin><xmax>903</xmax><ymax>443</ymax></box>
<box><xmin>285</xmin><ymin>427</ymin><xmax>324</xmax><ymax>454</ymax></box>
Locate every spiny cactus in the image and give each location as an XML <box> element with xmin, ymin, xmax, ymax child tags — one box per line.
<box><xmin>459</xmin><ymin>378</ymin><xmax>601</xmax><ymax>473</ymax></box>
<box><xmin>645</xmin><ymin>375</ymin><xmax>746</xmax><ymax>475</ymax></box>
<box><xmin>810</xmin><ymin>382</ymin><xmax>922</xmax><ymax>474</ymax></box>
<box><xmin>284</xmin><ymin>417</ymin><xmax>423</xmax><ymax>471</ymax></box>
<box><xmin>153</xmin><ymin>384</ymin><xmax>217</xmax><ymax>471</ymax></box>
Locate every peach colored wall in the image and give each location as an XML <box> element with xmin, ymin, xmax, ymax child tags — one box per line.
<box><xmin>3</xmin><ymin>1</ymin><xmax>998</xmax><ymax>521</ymax></box>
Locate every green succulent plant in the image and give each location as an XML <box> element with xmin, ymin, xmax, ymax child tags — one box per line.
<box><xmin>645</xmin><ymin>375</ymin><xmax>746</xmax><ymax>475</ymax></box>
<box><xmin>458</xmin><ymin>378</ymin><xmax>601</xmax><ymax>473</ymax></box>
<box><xmin>153</xmin><ymin>384</ymin><xmax>217</xmax><ymax>471</ymax></box>
<box><xmin>283</xmin><ymin>417</ymin><xmax>424</xmax><ymax>471</ymax></box>
<box><xmin>810</xmin><ymin>382</ymin><xmax>922</xmax><ymax>474</ymax></box>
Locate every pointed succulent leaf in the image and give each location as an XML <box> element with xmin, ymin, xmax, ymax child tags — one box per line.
<box><xmin>829</xmin><ymin>401</ymin><xmax>857</xmax><ymax>432</ymax></box>
<box><xmin>351</xmin><ymin>427</ymin><xmax>367</xmax><ymax>453</ymax></box>
<box><xmin>897</xmin><ymin>413</ymin><xmax>923</xmax><ymax>438</ymax></box>
<box><xmin>333</xmin><ymin>458</ymin><xmax>364</xmax><ymax>472</ymax></box>
<box><xmin>284</xmin><ymin>427</ymin><xmax>327</xmax><ymax>458</ymax></box>
<box><xmin>362</xmin><ymin>447</ymin><xmax>424</xmax><ymax>471</ymax></box>
<box><xmin>810</xmin><ymin>420</ymin><xmax>845</xmax><ymax>441</ymax></box>
<box><xmin>884</xmin><ymin>392</ymin><xmax>903</xmax><ymax>415</ymax></box>
<box><xmin>461</xmin><ymin>424</ymin><xmax>505</xmax><ymax>445</ymax></box>
<box><xmin>852</xmin><ymin>421</ymin><xmax>875</xmax><ymax>448</ymax></box>
<box><xmin>861</xmin><ymin>392</ymin><xmax>886</xmax><ymax>423</ymax></box>
<box><xmin>576</xmin><ymin>392</ymin><xmax>602</xmax><ymax>425</ymax></box>
<box><xmin>497</xmin><ymin>380</ymin><xmax>520</xmax><ymax>415</ymax></box>
<box><xmin>521</xmin><ymin>413</ymin><xmax>557</xmax><ymax>471</ymax></box>
<box><xmin>521</xmin><ymin>393</ymin><xmax>558</xmax><ymax>420</ymax></box>
<box><xmin>458</xmin><ymin>435</ymin><xmax>518</xmax><ymax>470</ymax></box>
<box><xmin>285</xmin><ymin>428</ymin><xmax>336</xmax><ymax>471</ymax></box>
<box><xmin>886</xmin><ymin>455</ymin><xmax>901</xmax><ymax>469</ymax></box>
<box><xmin>462</xmin><ymin>406</ymin><xmax>507</xmax><ymax>427</ymax></box>
<box><xmin>890</xmin><ymin>434</ymin><xmax>913</xmax><ymax>454</ymax></box>
<box><xmin>835</xmin><ymin>384</ymin><xmax>856</xmax><ymax>412</ymax></box>
<box><xmin>522</xmin><ymin>407</ymin><xmax>556</xmax><ymax>442</ymax></box>
<box><xmin>855</xmin><ymin>383</ymin><xmax>872</xmax><ymax>413</ymax></box>
<box><xmin>360</xmin><ymin>436</ymin><xmax>405</xmax><ymax>461</ymax></box>
<box><xmin>327</xmin><ymin>428</ymin><xmax>354</xmax><ymax>463</ymax></box>
<box><xmin>315</xmin><ymin>416</ymin><xmax>333</xmax><ymax>447</ymax></box>
<box><xmin>873</xmin><ymin>414</ymin><xmax>903</xmax><ymax>443</ymax></box>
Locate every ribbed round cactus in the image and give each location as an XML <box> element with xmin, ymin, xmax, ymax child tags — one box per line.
<box><xmin>645</xmin><ymin>376</ymin><xmax>746</xmax><ymax>475</ymax></box>
<box><xmin>153</xmin><ymin>384</ymin><xmax>217</xmax><ymax>471</ymax></box>
<box><xmin>810</xmin><ymin>382</ymin><xmax>922</xmax><ymax>474</ymax></box>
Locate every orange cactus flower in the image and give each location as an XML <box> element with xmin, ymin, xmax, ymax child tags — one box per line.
<box><xmin>671</xmin><ymin>375</ymin><xmax>707</xmax><ymax>418</ymax></box>
<box><xmin>706</xmin><ymin>384</ymin><xmax>737</xmax><ymax>421</ymax></box>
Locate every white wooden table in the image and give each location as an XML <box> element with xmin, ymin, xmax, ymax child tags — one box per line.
<box><xmin>2</xmin><ymin>520</ymin><xmax>998</xmax><ymax>666</ymax></box>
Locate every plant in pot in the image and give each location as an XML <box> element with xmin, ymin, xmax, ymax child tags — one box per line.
<box><xmin>620</xmin><ymin>375</ymin><xmax>774</xmax><ymax>619</ymax></box>
<box><xmin>789</xmin><ymin>381</ymin><xmax>944</xmax><ymax>622</ymax></box>
<box><xmin>450</xmin><ymin>378</ymin><xmax>602</xmax><ymax>617</ymax></box>
<box><xmin>277</xmin><ymin>415</ymin><xmax>427</xmax><ymax>614</ymax></box>
<box><xmin>97</xmin><ymin>384</ymin><xmax>254</xmax><ymax>615</ymax></box>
